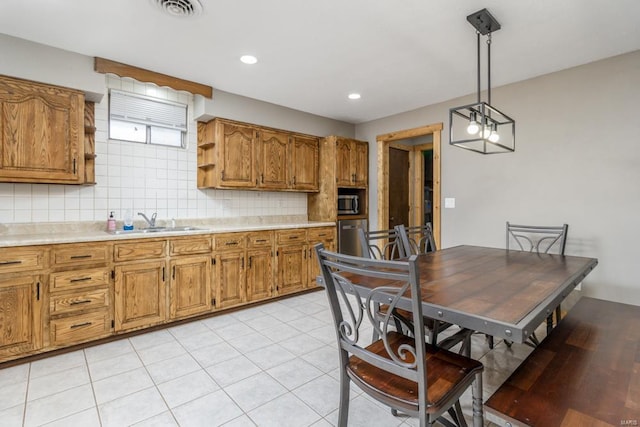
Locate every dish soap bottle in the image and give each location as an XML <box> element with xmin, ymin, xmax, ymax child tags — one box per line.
<box><xmin>123</xmin><ymin>209</ymin><xmax>134</xmax><ymax>231</ymax></box>
<box><xmin>107</xmin><ymin>211</ymin><xmax>116</xmax><ymax>232</ymax></box>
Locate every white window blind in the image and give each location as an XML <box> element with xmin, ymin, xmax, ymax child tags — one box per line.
<box><xmin>108</xmin><ymin>89</ymin><xmax>188</xmax><ymax>148</ymax></box>
<box><xmin>110</xmin><ymin>90</ymin><xmax>187</xmax><ymax>131</ymax></box>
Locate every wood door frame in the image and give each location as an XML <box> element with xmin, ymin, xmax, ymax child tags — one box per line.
<box><xmin>376</xmin><ymin>123</ymin><xmax>442</xmax><ymax>248</ymax></box>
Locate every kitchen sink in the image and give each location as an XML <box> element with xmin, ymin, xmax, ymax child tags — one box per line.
<box><xmin>107</xmin><ymin>226</ymin><xmax>206</xmax><ymax>235</ymax></box>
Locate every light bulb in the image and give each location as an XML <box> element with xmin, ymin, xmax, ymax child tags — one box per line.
<box><xmin>481</xmin><ymin>125</ymin><xmax>492</xmax><ymax>139</ymax></box>
<box><xmin>488</xmin><ymin>130</ymin><xmax>500</xmax><ymax>143</ymax></box>
<box><xmin>466</xmin><ymin>112</ymin><xmax>480</xmax><ymax>134</ymax></box>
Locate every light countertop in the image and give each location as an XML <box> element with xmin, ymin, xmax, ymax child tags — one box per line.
<box><xmin>0</xmin><ymin>216</ymin><xmax>335</xmax><ymax>247</ymax></box>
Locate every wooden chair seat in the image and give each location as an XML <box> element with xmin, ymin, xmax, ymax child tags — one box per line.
<box><xmin>348</xmin><ymin>331</ymin><xmax>483</xmax><ymax>414</ymax></box>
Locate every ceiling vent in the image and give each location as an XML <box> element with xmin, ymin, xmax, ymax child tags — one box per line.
<box><xmin>152</xmin><ymin>0</ymin><xmax>203</xmax><ymax>17</ymax></box>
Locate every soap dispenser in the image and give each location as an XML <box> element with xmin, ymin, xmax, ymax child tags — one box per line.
<box><xmin>107</xmin><ymin>211</ymin><xmax>116</xmax><ymax>232</ymax></box>
<box><xmin>123</xmin><ymin>209</ymin><xmax>134</xmax><ymax>231</ymax></box>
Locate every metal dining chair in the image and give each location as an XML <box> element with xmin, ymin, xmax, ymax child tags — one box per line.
<box><xmin>395</xmin><ymin>223</ymin><xmax>452</xmax><ymax>345</ymax></box>
<box><xmin>314</xmin><ymin>244</ymin><xmax>484</xmax><ymax>427</ymax></box>
<box><xmin>396</xmin><ymin>223</ymin><xmax>437</xmax><ymax>256</ymax></box>
<box><xmin>489</xmin><ymin>222</ymin><xmax>570</xmax><ymax>349</ymax></box>
<box><xmin>357</xmin><ymin>227</ymin><xmax>406</xmax><ymax>260</ymax></box>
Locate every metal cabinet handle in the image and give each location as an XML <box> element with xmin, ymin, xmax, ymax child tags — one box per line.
<box><xmin>70</xmin><ymin>322</ymin><xmax>92</xmax><ymax>329</ymax></box>
<box><xmin>70</xmin><ymin>277</ymin><xmax>92</xmax><ymax>283</ymax></box>
<box><xmin>70</xmin><ymin>255</ymin><xmax>92</xmax><ymax>259</ymax></box>
<box><xmin>0</xmin><ymin>260</ymin><xmax>22</xmax><ymax>266</ymax></box>
<box><xmin>70</xmin><ymin>300</ymin><xmax>92</xmax><ymax>305</ymax></box>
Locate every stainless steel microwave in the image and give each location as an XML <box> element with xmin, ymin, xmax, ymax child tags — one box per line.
<box><xmin>337</xmin><ymin>195</ymin><xmax>359</xmax><ymax>215</ymax></box>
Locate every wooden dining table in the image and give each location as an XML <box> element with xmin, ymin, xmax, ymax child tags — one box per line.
<box><xmin>339</xmin><ymin>245</ymin><xmax>598</xmax><ymax>346</ymax></box>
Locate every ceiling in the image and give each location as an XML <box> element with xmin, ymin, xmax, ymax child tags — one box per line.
<box><xmin>1</xmin><ymin>0</ymin><xmax>639</xmax><ymax>124</ymax></box>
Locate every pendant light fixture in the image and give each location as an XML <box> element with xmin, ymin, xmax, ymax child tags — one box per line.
<box><xmin>449</xmin><ymin>8</ymin><xmax>515</xmax><ymax>154</ymax></box>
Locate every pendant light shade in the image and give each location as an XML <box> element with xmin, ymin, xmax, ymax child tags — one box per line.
<box><xmin>449</xmin><ymin>8</ymin><xmax>515</xmax><ymax>154</ymax></box>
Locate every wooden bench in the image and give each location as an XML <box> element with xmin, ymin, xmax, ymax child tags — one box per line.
<box><xmin>484</xmin><ymin>297</ymin><xmax>640</xmax><ymax>427</ymax></box>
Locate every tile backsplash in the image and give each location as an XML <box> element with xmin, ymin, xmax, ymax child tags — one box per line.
<box><xmin>0</xmin><ymin>76</ymin><xmax>307</xmax><ymax>224</ymax></box>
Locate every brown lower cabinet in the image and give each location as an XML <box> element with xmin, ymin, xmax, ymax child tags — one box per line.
<box><xmin>0</xmin><ymin>225</ymin><xmax>334</xmax><ymax>364</ymax></box>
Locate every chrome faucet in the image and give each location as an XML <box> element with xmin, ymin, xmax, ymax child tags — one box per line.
<box><xmin>138</xmin><ymin>212</ymin><xmax>157</xmax><ymax>227</ymax></box>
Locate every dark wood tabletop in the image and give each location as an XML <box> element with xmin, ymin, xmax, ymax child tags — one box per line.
<box><xmin>346</xmin><ymin>245</ymin><xmax>598</xmax><ymax>343</ymax></box>
<box><xmin>484</xmin><ymin>297</ymin><xmax>640</xmax><ymax>427</ymax></box>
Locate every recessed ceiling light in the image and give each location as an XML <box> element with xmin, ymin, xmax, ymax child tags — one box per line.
<box><xmin>240</xmin><ymin>55</ymin><xmax>258</xmax><ymax>65</ymax></box>
<box><xmin>348</xmin><ymin>93</ymin><xmax>361</xmax><ymax>100</ymax></box>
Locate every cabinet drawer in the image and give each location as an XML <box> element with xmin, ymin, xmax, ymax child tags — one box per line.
<box><xmin>50</xmin><ymin>268</ymin><xmax>110</xmax><ymax>292</ymax></box>
<box><xmin>50</xmin><ymin>288</ymin><xmax>109</xmax><ymax>315</ymax></box>
<box><xmin>114</xmin><ymin>240</ymin><xmax>167</xmax><ymax>262</ymax></box>
<box><xmin>170</xmin><ymin>237</ymin><xmax>213</xmax><ymax>256</ymax></box>
<box><xmin>307</xmin><ymin>227</ymin><xmax>335</xmax><ymax>242</ymax></box>
<box><xmin>50</xmin><ymin>310</ymin><xmax>111</xmax><ymax>346</ymax></box>
<box><xmin>276</xmin><ymin>229</ymin><xmax>307</xmax><ymax>244</ymax></box>
<box><xmin>248</xmin><ymin>231</ymin><xmax>273</xmax><ymax>248</ymax></box>
<box><xmin>215</xmin><ymin>233</ymin><xmax>246</xmax><ymax>250</ymax></box>
<box><xmin>52</xmin><ymin>244</ymin><xmax>109</xmax><ymax>267</ymax></box>
<box><xmin>0</xmin><ymin>247</ymin><xmax>46</xmax><ymax>274</ymax></box>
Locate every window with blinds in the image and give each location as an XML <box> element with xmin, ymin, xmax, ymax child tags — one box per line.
<box><xmin>108</xmin><ymin>89</ymin><xmax>188</xmax><ymax>148</ymax></box>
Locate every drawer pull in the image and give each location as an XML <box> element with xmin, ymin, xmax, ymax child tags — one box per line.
<box><xmin>0</xmin><ymin>260</ymin><xmax>22</xmax><ymax>266</ymax></box>
<box><xmin>255</xmin><ymin>239</ymin><xmax>267</xmax><ymax>243</ymax></box>
<box><xmin>288</xmin><ymin>236</ymin><xmax>299</xmax><ymax>240</ymax></box>
<box><xmin>225</xmin><ymin>241</ymin><xmax>239</xmax><ymax>246</ymax></box>
<box><xmin>70</xmin><ymin>299</ymin><xmax>92</xmax><ymax>306</ymax></box>
<box><xmin>70</xmin><ymin>322</ymin><xmax>92</xmax><ymax>329</ymax></box>
<box><xmin>69</xmin><ymin>277</ymin><xmax>92</xmax><ymax>283</ymax></box>
<box><xmin>70</xmin><ymin>255</ymin><xmax>92</xmax><ymax>259</ymax></box>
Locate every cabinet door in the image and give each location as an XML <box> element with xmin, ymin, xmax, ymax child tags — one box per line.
<box><xmin>353</xmin><ymin>140</ymin><xmax>368</xmax><ymax>187</ymax></box>
<box><xmin>215</xmin><ymin>250</ymin><xmax>245</xmax><ymax>308</ymax></box>
<box><xmin>276</xmin><ymin>244</ymin><xmax>307</xmax><ymax>295</ymax></box>
<box><xmin>246</xmin><ymin>247</ymin><xmax>273</xmax><ymax>302</ymax></box>
<box><xmin>335</xmin><ymin>139</ymin><xmax>354</xmax><ymax>186</ymax></box>
<box><xmin>169</xmin><ymin>255</ymin><xmax>211</xmax><ymax>320</ymax></box>
<box><xmin>290</xmin><ymin>135</ymin><xmax>319</xmax><ymax>191</ymax></box>
<box><xmin>258</xmin><ymin>129</ymin><xmax>289</xmax><ymax>189</ymax></box>
<box><xmin>114</xmin><ymin>261</ymin><xmax>166</xmax><ymax>332</ymax></box>
<box><xmin>0</xmin><ymin>275</ymin><xmax>42</xmax><ymax>359</ymax></box>
<box><xmin>307</xmin><ymin>228</ymin><xmax>336</xmax><ymax>288</ymax></box>
<box><xmin>0</xmin><ymin>76</ymin><xmax>84</xmax><ymax>183</ymax></box>
<box><xmin>218</xmin><ymin>121</ymin><xmax>256</xmax><ymax>188</ymax></box>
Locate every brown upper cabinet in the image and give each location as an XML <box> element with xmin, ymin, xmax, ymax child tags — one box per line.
<box><xmin>0</xmin><ymin>75</ymin><xmax>87</xmax><ymax>184</ymax></box>
<box><xmin>198</xmin><ymin>118</ymin><xmax>319</xmax><ymax>192</ymax></box>
<box><xmin>336</xmin><ymin>138</ymin><xmax>368</xmax><ymax>188</ymax></box>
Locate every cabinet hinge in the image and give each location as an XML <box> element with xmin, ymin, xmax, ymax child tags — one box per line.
<box><xmin>111</xmin><ymin>270</ymin><xmax>115</xmax><ymax>280</ymax></box>
<box><xmin>73</xmin><ymin>158</ymin><xmax>77</xmax><ymax>174</ymax></box>
<box><xmin>36</xmin><ymin>282</ymin><xmax>40</xmax><ymax>300</ymax></box>
<box><xmin>162</xmin><ymin>267</ymin><xmax>165</xmax><ymax>282</ymax></box>
<box><xmin>111</xmin><ymin>320</ymin><xmax>115</xmax><ymax>328</ymax></box>
<box><xmin>172</xmin><ymin>266</ymin><xmax>176</xmax><ymax>280</ymax></box>
<box><xmin>276</xmin><ymin>250</ymin><xmax>279</xmax><ymax>256</ymax></box>
<box><xmin>211</xmin><ymin>258</ymin><xmax>215</xmax><ymax>265</ymax></box>
<box><xmin>212</xmin><ymin>298</ymin><xmax>216</xmax><ymax>306</ymax></box>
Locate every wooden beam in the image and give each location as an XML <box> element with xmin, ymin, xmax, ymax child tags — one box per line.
<box><xmin>94</xmin><ymin>57</ymin><xmax>213</xmax><ymax>98</ymax></box>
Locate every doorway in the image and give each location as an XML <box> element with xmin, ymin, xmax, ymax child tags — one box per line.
<box><xmin>376</xmin><ymin>123</ymin><xmax>442</xmax><ymax>248</ymax></box>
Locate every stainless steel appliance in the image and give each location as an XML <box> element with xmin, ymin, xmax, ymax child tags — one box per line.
<box><xmin>338</xmin><ymin>218</ymin><xmax>368</xmax><ymax>257</ymax></box>
<box><xmin>337</xmin><ymin>195</ymin><xmax>359</xmax><ymax>215</ymax></box>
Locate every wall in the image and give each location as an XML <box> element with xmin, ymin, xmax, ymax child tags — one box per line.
<box><xmin>0</xmin><ymin>35</ymin><xmax>353</xmax><ymax>226</ymax></box>
<box><xmin>356</xmin><ymin>49</ymin><xmax>640</xmax><ymax>305</ymax></box>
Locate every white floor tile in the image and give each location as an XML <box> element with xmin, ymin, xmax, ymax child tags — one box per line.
<box><xmin>129</xmin><ymin>329</ymin><xmax>176</xmax><ymax>351</ymax></box>
<box><xmin>27</xmin><ymin>365</ymin><xmax>90</xmax><ymax>401</ymax></box>
<box><xmin>84</xmin><ymin>338</ymin><xmax>135</xmax><ymax>364</ymax></box>
<box><xmin>190</xmin><ymin>341</ymin><xmax>241</xmax><ymax>367</ymax></box>
<box><xmin>29</xmin><ymin>350</ymin><xmax>86</xmax><ymax>379</ymax></box>
<box><xmin>225</xmin><ymin>372</ymin><xmax>287</xmax><ymax>412</ymax></box>
<box><xmin>87</xmin><ymin>351</ymin><xmax>143</xmax><ymax>382</ymax></box>
<box><xmin>42</xmin><ymin>407</ymin><xmax>101</xmax><ymax>427</ymax></box>
<box><xmin>146</xmin><ymin>353</ymin><xmax>201</xmax><ymax>384</ymax></box>
<box><xmin>226</xmin><ymin>331</ymin><xmax>274</xmax><ymax>353</ymax></box>
<box><xmin>136</xmin><ymin>340</ymin><xmax>188</xmax><ymax>365</ymax></box>
<box><xmin>0</xmin><ymin>363</ymin><xmax>29</xmax><ymax>387</ymax></box>
<box><xmin>215</xmin><ymin>322</ymin><xmax>256</xmax><ymax>341</ymax></box>
<box><xmin>0</xmin><ymin>379</ymin><xmax>27</xmax><ymax>411</ymax></box>
<box><xmin>292</xmin><ymin>374</ymin><xmax>341</xmax><ymax>416</ymax></box>
<box><xmin>0</xmin><ymin>404</ymin><xmax>24</xmax><ymax>427</ymax></box>
<box><xmin>245</xmin><ymin>343</ymin><xmax>296</xmax><ymax>370</ymax></box>
<box><xmin>174</xmin><ymin>329</ymin><xmax>224</xmax><ymax>352</ymax></box>
<box><xmin>24</xmin><ymin>384</ymin><xmax>95</xmax><ymax>427</ymax></box>
<box><xmin>157</xmin><ymin>370</ymin><xmax>219</xmax><ymax>408</ymax></box>
<box><xmin>266</xmin><ymin>357</ymin><xmax>323</xmax><ymax>390</ymax></box>
<box><xmin>98</xmin><ymin>387</ymin><xmax>168</xmax><ymax>427</ymax></box>
<box><xmin>279</xmin><ymin>334</ymin><xmax>325</xmax><ymax>356</ymax></box>
<box><xmin>247</xmin><ymin>393</ymin><xmax>321</xmax><ymax>427</ymax></box>
<box><xmin>325</xmin><ymin>394</ymin><xmax>404</xmax><ymax>427</ymax></box>
<box><xmin>172</xmin><ymin>390</ymin><xmax>243</xmax><ymax>427</ymax></box>
<box><xmin>131</xmin><ymin>411</ymin><xmax>179</xmax><ymax>427</ymax></box>
<box><xmin>300</xmin><ymin>345</ymin><xmax>340</xmax><ymax>373</ymax></box>
<box><xmin>206</xmin><ymin>356</ymin><xmax>262</xmax><ymax>387</ymax></box>
<box><xmin>92</xmin><ymin>367</ymin><xmax>154</xmax><ymax>405</ymax></box>
<box><xmin>221</xmin><ymin>414</ymin><xmax>257</xmax><ymax>426</ymax></box>
<box><xmin>167</xmin><ymin>320</ymin><xmax>211</xmax><ymax>339</ymax></box>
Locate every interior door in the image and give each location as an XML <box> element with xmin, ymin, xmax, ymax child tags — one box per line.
<box><xmin>388</xmin><ymin>147</ymin><xmax>409</xmax><ymax>229</ymax></box>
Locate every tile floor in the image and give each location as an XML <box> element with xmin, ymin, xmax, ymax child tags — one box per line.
<box><xmin>0</xmin><ymin>290</ymin><xmax>537</xmax><ymax>427</ymax></box>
